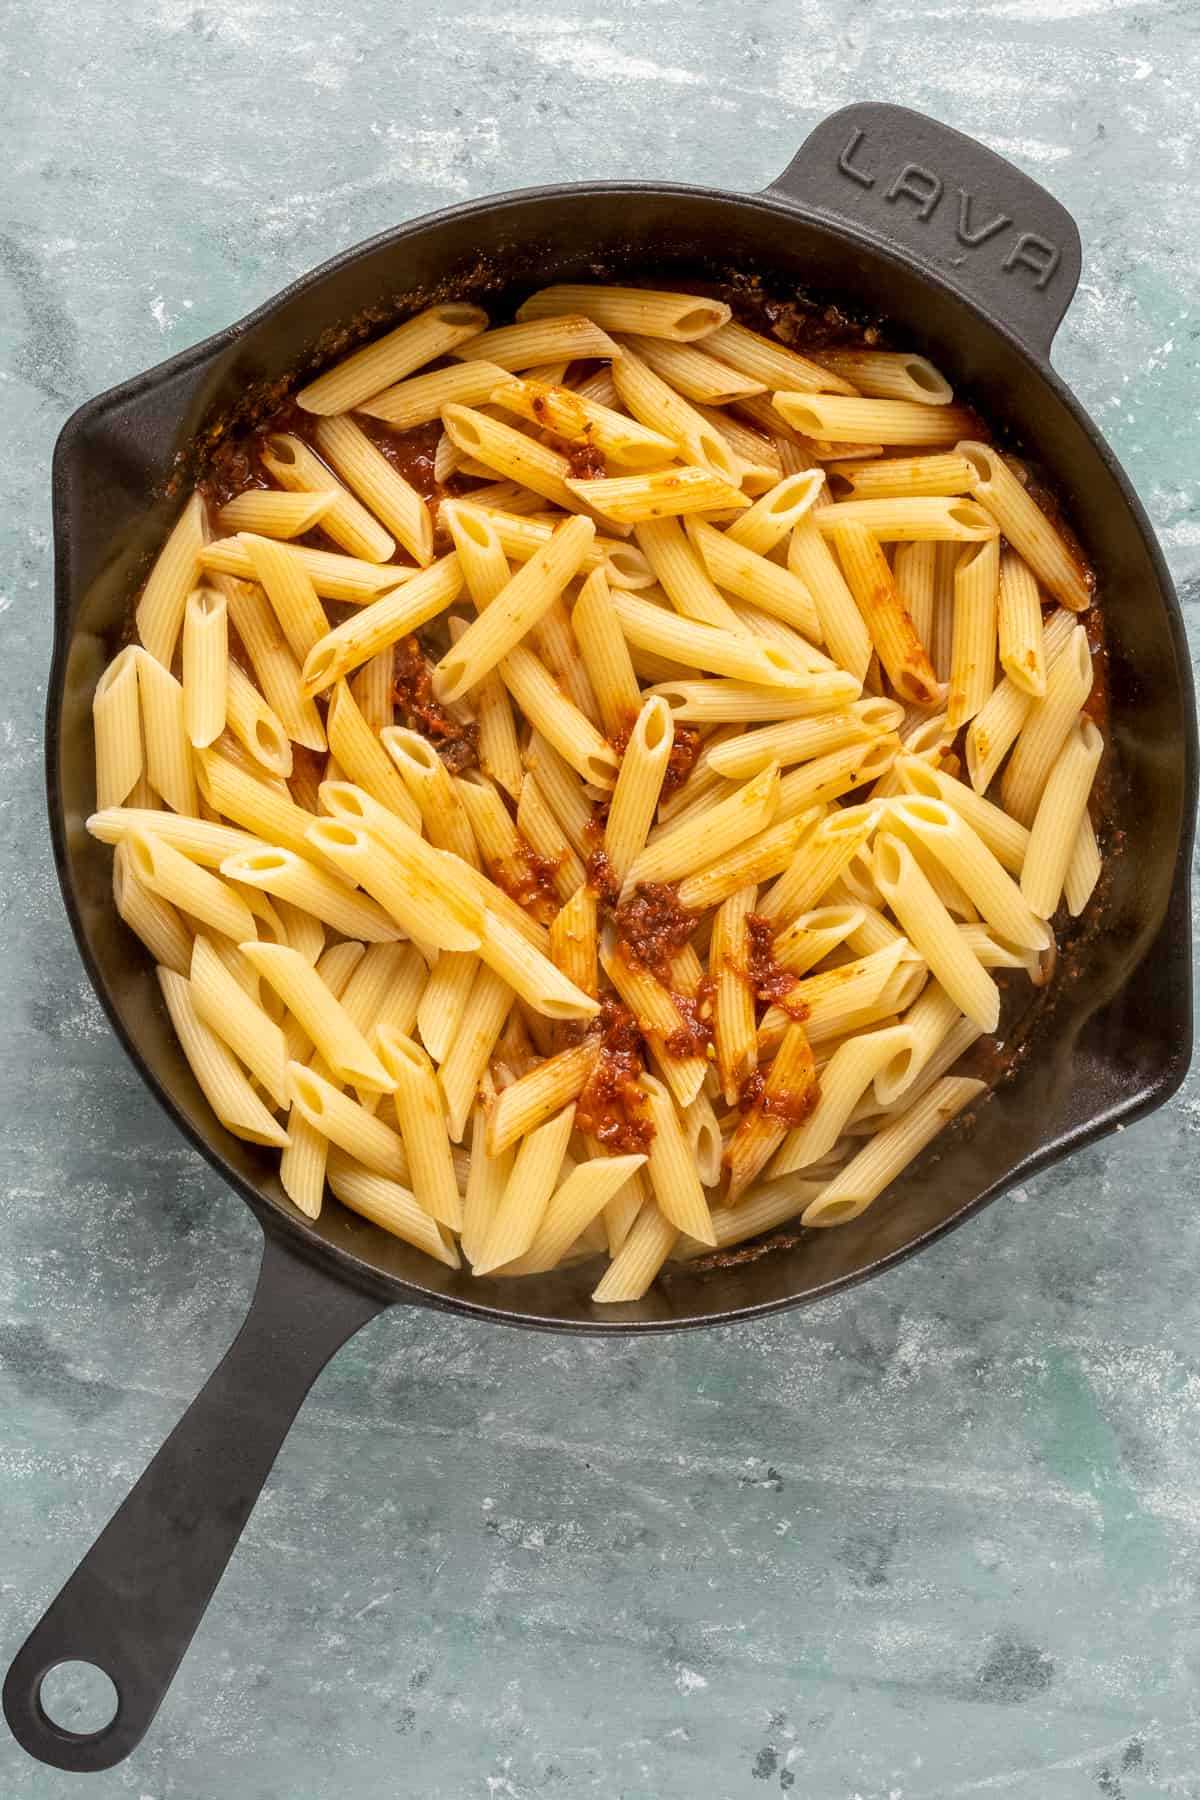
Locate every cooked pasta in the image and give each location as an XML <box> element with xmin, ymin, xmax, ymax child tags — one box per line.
<box><xmin>91</xmin><ymin>279</ymin><xmax>1107</xmax><ymax>1300</ymax></box>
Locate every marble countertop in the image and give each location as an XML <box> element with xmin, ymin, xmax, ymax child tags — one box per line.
<box><xmin>2</xmin><ymin>1</ymin><xmax>1198</xmax><ymax>1795</ymax></box>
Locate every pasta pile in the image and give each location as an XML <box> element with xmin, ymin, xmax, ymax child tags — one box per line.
<box><xmin>89</xmin><ymin>283</ymin><xmax>1103</xmax><ymax>1302</ymax></box>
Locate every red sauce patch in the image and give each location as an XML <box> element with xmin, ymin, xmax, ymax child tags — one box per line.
<box><xmin>744</xmin><ymin>914</ymin><xmax>803</xmax><ymax>1013</ymax></box>
<box><xmin>487</xmin><ymin>839</ymin><xmax>564</xmax><ymax>925</ymax></box>
<box><xmin>353</xmin><ymin>416</ymin><xmax>442</xmax><ymax>501</ymax></box>
<box><xmin>559</xmin><ymin>433</ymin><xmax>607</xmax><ymax>481</ymax></box>
<box><xmin>735</xmin><ymin>1065</ymin><xmax>819</xmax><ymax>1126</ymax></box>
<box><xmin>613</xmin><ymin>882</ymin><xmax>697</xmax><ymax>983</ymax></box>
<box><xmin>575</xmin><ymin>997</ymin><xmax>654</xmax><ymax>1153</ymax></box>
<box><xmin>585</xmin><ymin>844</ymin><xmax>621</xmax><ymax>908</ymax></box>
<box><xmin>392</xmin><ymin>634</ymin><xmax>479</xmax><ymax>773</ymax></box>
<box><xmin>664</xmin><ymin>982</ymin><xmax>714</xmax><ymax>1060</ymax></box>
<box><xmin>661</xmin><ymin>724</ymin><xmax>703</xmax><ymax>800</ymax></box>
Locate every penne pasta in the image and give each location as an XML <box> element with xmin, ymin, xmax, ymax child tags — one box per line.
<box><xmin>802</xmin><ymin>1076</ymin><xmax>984</xmax><ymax>1227</ymax></box>
<box><xmin>946</xmin><ymin>536</ymin><xmax>999</xmax><ymax>733</ymax></box>
<box><xmin>1021</xmin><ymin>718</ymin><xmax>1104</xmax><ymax>918</ymax></box>
<box><xmin>829</xmin><ymin>452</ymin><xmax>977</xmax><ymax>500</ymax></box>
<box><xmin>261</xmin><ymin>433</ymin><xmax>394</xmax><ymax>563</ymax></box>
<box><xmin>327</xmin><ymin>683</ymin><xmax>423</xmax><ymax>829</ymax></box>
<box><xmin>112</xmin><ymin>841</ymin><xmax>192</xmax><ymax>974</ymax></box>
<box><xmin>809</xmin><ymin>348</ymin><xmax>952</xmax><ymax>403</ymax></box>
<box><xmin>489</xmin><ymin>376</ymin><xmax>677</xmax><ymax>468</ymax></box>
<box><xmin>356</xmin><ymin>359</ymin><xmax>510</xmax><ymax>428</ymax></box>
<box><xmin>571</xmin><ymin>566</ymin><xmax>643</xmax><ymax>738</ymax></box>
<box><xmin>374</xmin><ymin>1029</ymin><xmax>463</xmax><ymax>1229</ymax></box>
<box><xmin>93</xmin><ymin>646</ymin><xmax>144</xmax><ymax>809</ymax></box>
<box><xmin>297</xmin><ymin>301</ymin><xmax>489</xmax><ymax>413</ymax></box>
<box><xmin>216</xmin><ymin>489</ymin><xmax>336</xmax><ymax>539</ymax></box>
<box><xmin>567</xmin><ymin>466</ymin><xmax>749</xmax><ymax>524</ymax></box>
<box><xmin>872</xmin><ymin>835</ymin><xmax>998</xmax><ymax>1031</ymax></box>
<box><xmin>958</xmin><ymin>442</ymin><xmax>1093</xmax><ymax>612</ymax></box>
<box><xmin>516</xmin><ymin>285</ymin><xmax>730</xmax><ymax>341</ymax></box>
<box><xmin>774</xmin><ymin>393</ymin><xmax>978</xmax><ymax>446</ymax></box>
<box><xmin>135</xmin><ymin>491</ymin><xmax>209</xmax><ymax>668</ymax></box>
<box><xmin>997</xmin><ymin>548</ymin><xmax>1047</xmax><ymax>698</ymax></box>
<box><xmin>200</xmin><ymin>537</ymin><xmax>408</xmax><ymax>602</ymax></box>
<box><xmin>604</xmin><ymin>695</ymin><xmax>674</xmax><ymax>882</ymax></box>
<box><xmin>220</xmin><ymin>844</ymin><xmax>402</xmax><ymax>943</ymax></box>
<box><xmin>1000</xmin><ymin>625</ymin><xmax>1093</xmax><ymax>825</ymax></box>
<box><xmin>181</xmin><ymin>590</ymin><xmax>228</xmax><ymax>751</ymax></box>
<box><xmin>300</xmin><ymin>552</ymin><xmax>463</xmax><ymax>696</ymax></box>
<box><xmin>159</xmin><ymin>967</ymin><xmax>290</xmax><ymax>1147</ymax></box>
<box><xmin>472</xmin><ymin>1103</ymin><xmax>577</xmax><ymax>1273</ymax></box>
<box><xmin>711</xmin><ymin>885</ymin><xmax>757</xmax><ymax>1104</ymax></box>
<box><xmin>614</xmin><ymin>333</ymin><xmax>765</xmax><ymax>403</ymax></box>
<box><xmin>313</xmin><ymin>414</ymin><xmax>434</xmax><ymax>565</ymax></box>
<box><xmin>639</xmin><ymin>1074</ymin><xmax>715</xmax><ymax>1243</ymax></box>
<box><xmin>211</xmin><ymin>573</ymin><xmax>326</xmax><ymax>752</ymax></box>
<box><xmin>831</xmin><ymin>523</ymin><xmax>941</xmax><ymax>707</ymax></box>
<box><xmin>704</xmin><ymin>319</ymin><xmax>856</xmax><ymax>394</ymax></box>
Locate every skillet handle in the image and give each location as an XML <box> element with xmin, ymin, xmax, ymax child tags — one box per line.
<box><xmin>766</xmin><ymin>103</ymin><xmax>1082</xmax><ymax>359</ymax></box>
<box><xmin>3</xmin><ymin>1228</ymin><xmax>386</xmax><ymax>1772</ymax></box>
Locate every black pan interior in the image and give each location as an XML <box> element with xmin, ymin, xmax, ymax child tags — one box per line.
<box><xmin>49</xmin><ymin>183</ymin><xmax>1196</xmax><ymax>1330</ymax></box>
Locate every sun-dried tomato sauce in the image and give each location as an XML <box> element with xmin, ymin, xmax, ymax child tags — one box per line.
<box><xmin>612</xmin><ymin>883</ymin><xmax>696</xmax><ymax>983</ymax></box>
<box><xmin>743</xmin><ymin>914</ymin><xmax>801</xmax><ymax>1012</ymax></box>
<box><xmin>661</xmin><ymin>724</ymin><xmax>702</xmax><ymax>800</ymax></box>
<box><xmin>575</xmin><ymin>997</ymin><xmax>654</xmax><ymax>1153</ymax></box>
<box><xmin>664</xmin><ymin>982</ymin><xmax>714</xmax><ymax>1060</ymax></box>
<box><xmin>391</xmin><ymin>635</ymin><xmax>479</xmax><ymax>774</ymax></box>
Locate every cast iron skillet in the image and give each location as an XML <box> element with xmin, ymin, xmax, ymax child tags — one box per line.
<box><xmin>6</xmin><ymin>104</ymin><xmax>1196</xmax><ymax>1773</ymax></box>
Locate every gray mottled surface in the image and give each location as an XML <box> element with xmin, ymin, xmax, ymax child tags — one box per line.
<box><xmin>3</xmin><ymin>0</ymin><xmax>1199</xmax><ymax>1794</ymax></box>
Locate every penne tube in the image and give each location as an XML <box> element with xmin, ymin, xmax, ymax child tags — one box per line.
<box><xmin>997</xmin><ymin>549</ymin><xmax>1047</xmax><ymax>698</ymax></box>
<box><xmin>88</xmin><ymin>806</ymin><xmax>264</xmax><ymax>869</ymax></box>
<box><xmin>261</xmin><ymin>433</ymin><xmax>394</xmax><ymax>563</ymax></box>
<box><xmin>966</xmin><ymin>605</ymin><xmax>1076</xmax><ymax>791</ymax></box>
<box><xmin>304</xmin><ymin>815</ymin><xmax>481</xmax><ymax>953</ymax></box>
<box><xmin>675</xmin><ymin>813</ymin><xmax>813</xmax><ymax>913</ymax></box>
<box><xmin>673</xmin><ymin>1177</ymin><xmax>826</xmax><ymax>1259</ymax></box>
<box><xmin>433</xmin><ymin>514</ymin><xmax>595</xmax><ymax>701</ymax></box>
<box><xmin>611</xmin><ymin>346</ymin><xmax>742</xmax><ymax>483</ymax></box>
<box><xmin>958</xmin><ymin>442</ymin><xmax>1093</xmax><ymax>612</ymax></box>
<box><xmin>831</xmin><ymin>523</ymin><xmax>941</xmax><ymax>706</ymax></box>
<box><xmin>300</xmin><ymin>552</ymin><xmax>463</xmax><ymax>696</ymax></box>
<box><xmin>134</xmin><ymin>650</ymin><xmax>199</xmax><ymax>816</ymax></box>
<box><xmin>635</xmin><ymin>517</ymin><xmax>743</xmax><ymax>631</ymax></box>
<box><xmin>774</xmin><ymin>393</ymin><xmax>978</xmax><ymax>446</ymax></box>
<box><xmin>374</xmin><ymin>1029</ymin><xmax>462</xmax><ymax>1229</ymax></box>
<box><xmin>517</xmin><ymin>775</ymin><xmax>585</xmax><ymax>902</ymax></box>
<box><xmin>516</xmin><ymin>285</ymin><xmax>729</xmax><ymax>342</ymax></box>
<box><xmin>567</xmin><ymin>466</ymin><xmax>748</xmax><ymax>524</ymax></box>
<box><xmin>326</xmin><ymin>1154</ymin><xmax>459</xmax><ymax>1267</ymax></box>
<box><xmin>128</xmin><ymin>829</ymin><xmax>256</xmax><ymax>944</ymax></box>
<box><xmin>440</xmin><ymin>966</ymin><xmax>515</xmax><ymax>1142</ymax></box>
<box><xmin>216</xmin><ymin>490</ymin><xmax>336</xmax><ymax>539</ymax></box>
<box><xmin>489</xmin><ymin>376</ymin><xmax>677</xmax><ymax>468</ymax></box>
<box><xmin>297</xmin><ymin>301</ymin><xmax>489</xmax><ymax>413</ymax></box>
<box><xmin>242</xmin><ymin>941</ymin><xmax>395</xmax><ymax>1092</ymax></box>
<box><xmin>597</xmin><ymin>1155</ymin><xmax>648</xmax><ymax>1257</ymax></box>
<box><xmin>442</xmin><ymin>404</ymin><xmax>587</xmax><ymax>512</ymax></box>
<box><xmin>946</xmin><ymin>536</ymin><xmax>999</xmax><ymax>733</ymax></box>
<box><xmin>549</xmin><ymin>884</ymin><xmax>599</xmax><ymax>1001</ymax></box>
<box><xmin>112</xmin><ymin>841</ymin><xmax>192</xmax><ymax>974</ymax></box>
<box><xmin>686</xmin><ymin>517</ymin><xmax>821</xmax><ymax>642</ymax></box>
<box><xmin>240</xmin><ymin>532</ymin><xmax>331</xmax><ymax>663</ymax></box>
<box><xmin>504</xmin><ymin>1155</ymin><xmax>648</xmax><ymax>1276</ymax></box>
<box><xmin>473</xmin><ymin>1103</ymin><xmax>577</xmax><ymax>1273</ymax></box>
<box><xmin>873</xmin><ymin>981</ymin><xmax>963</xmax><ymax>1108</ymax></box>
<box><xmin>893</xmin><ymin>756</ymin><xmax>1028</xmax><ymax>873</ymax></box>
<box><xmin>313</xmin><ymin>414</ymin><xmax>434</xmax><ymax>565</ymax></box>
<box><xmin>356</xmin><ymin>359</ymin><xmax>511</xmax><ymax>428</ymax></box>
<box><xmin>623</xmin><ymin>763</ymin><xmax>779</xmax><ymax>893</ymax></box>
<box><xmin>610</xmin><ymin>591</ymin><xmax>807</xmax><ymax>689</ymax></box>
<box><xmin>200</xmin><ymin>537</ymin><xmax>408</xmax><ymax>602</ymax></box>
<box><xmin>756</xmin><ymin>804</ymin><xmax>880</xmax><ymax>924</ymax></box>
<box><xmin>652</xmin><ymin>676</ymin><xmax>858</xmax><ymax>724</ymax></box>
<box><xmin>211</xmin><ymin>574</ymin><xmax>326</xmax><ymax>752</ymax></box>
<box><xmin>770</xmin><ymin>902</ymin><xmax>865</xmax><ymax>976</ymax></box>
<box><xmin>189</xmin><ymin>934</ymin><xmax>289</xmax><ymax>1107</ymax></box>
<box><xmin>382</xmin><ymin>725</ymin><xmax>479</xmax><ymax>863</ymax></box>
<box><xmin>1064</xmin><ymin>811</ymin><xmax>1102</xmax><ymax>918</ymax></box>
<box><xmin>571</xmin><ymin>566</ymin><xmax>643</xmax><ymax>738</ymax></box>
<box><xmin>181</xmin><ymin>590</ymin><xmax>228</xmax><ymax>750</ymax></box>
<box><xmin>872</xmin><ymin>835</ymin><xmax>998</xmax><ymax>1031</ymax></box>
<box><xmin>159</xmin><ymin>968</ymin><xmax>290</xmax><ymax>1147</ymax></box>
<box><xmin>695</xmin><ymin>402</ymin><xmax>785</xmax><ymax>492</ymax></box>
<box><xmin>194</xmin><ymin>749</ymin><xmax>348</xmax><ymax>884</ymax></box>
<box><xmin>815</xmin><ymin>496</ymin><xmax>996</xmax><ymax>542</ymax></box>
<box><xmin>477</xmin><ymin>912</ymin><xmax>599</xmax><ymax>1022</ymax></box>
<box><xmin>287</xmin><ymin>1063</ymin><xmax>407</xmax><ymax>1179</ymax></box>
<box><xmin>1021</xmin><ymin>718</ymin><xmax>1104</xmax><ymax>918</ymax></box>
<box><xmin>891</xmin><ymin>541</ymin><xmax>937</xmax><ymax>657</ymax></box>
<box><xmin>487</xmin><ymin>1041</ymin><xmax>598</xmax><ymax>1155</ymax></box>
<box><xmin>325</xmin><ymin>683</ymin><xmax>422</xmax><ymax>830</ymax></box>
<box><xmin>711</xmin><ymin>885</ymin><xmax>757</xmax><ymax>1105</ymax></box>
<box><xmin>592</xmin><ymin>1200</ymin><xmax>678</xmax><ymax>1302</ymax></box>
<box><xmin>1000</xmin><ymin>625</ymin><xmax>1093</xmax><ymax>825</ymax></box>
<box><xmin>454</xmin><ymin>769</ymin><xmax>545</xmax><ymax>908</ymax></box>
<box><xmin>615</xmin><ymin>333</ymin><xmax>765</xmax><ymax>402</ymax></box>
<box><xmin>454</xmin><ymin>315</ymin><xmax>620</xmax><ymax>367</ymax></box>
<box><xmin>802</xmin><ymin>1076</ymin><xmax>984</xmax><ymax>1227</ymax></box>
<box><xmin>500</xmin><ymin>642</ymin><xmax>620</xmax><ymax>786</ymax></box>
<box><xmin>928</xmin><ymin>541</ymin><xmax>958</xmax><ymax>683</ymax></box>
<box><xmin>639</xmin><ymin>1074</ymin><xmax>715</xmax><ymax>1242</ymax></box>
<box><xmin>135</xmin><ymin>491</ymin><xmax>209</xmax><ymax>667</ymax></box>
<box><xmin>727</xmin><ymin>1018</ymin><xmax>818</xmax><ymax>1199</ymax></box>
<box><xmin>93</xmin><ymin>646</ymin><xmax>144</xmax><ymax>808</ymax></box>
<box><xmin>707</xmin><ymin>698</ymin><xmax>897</xmax><ymax>780</ymax></box>
<box><xmin>775</xmin><ymin>734</ymin><xmax>899</xmax><ymax>817</ymax></box>
<box><xmin>604</xmin><ymin>695</ymin><xmax>674</xmax><ymax>882</ymax></box>
<box><xmin>828</xmin><ymin>452</ymin><xmax>978</xmax><ymax>500</ymax></box>
<box><xmin>220</xmin><ymin>844</ymin><xmax>402</xmax><ymax>943</ymax></box>
<box><xmin>809</xmin><ymin>348</ymin><xmax>952</xmax><ymax>403</ymax></box>
<box><xmin>883</xmin><ymin>797</ymin><xmax>1047</xmax><ymax>949</ymax></box>
<box><xmin>724</xmin><ymin>470</ymin><xmax>825</xmax><ymax>557</ymax></box>
<box><xmin>223</xmin><ymin>658</ymin><xmax>292</xmax><ymax>778</ymax></box>
<box><xmin>757</xmin><ymin>940</ymin><xmax>911</xmax><ymax>1052</ymax></box>
<box><xmin>704</xmin><ymin>319</ymin><xmax>856</xmax><ymax>394</ymax></box>
<box><xmin>461</xmin><ymin>1105</ymin><xmax>512</xmax><ymax>1265</ymax></box>
<box><xmin>446</xmin><ymin>616</ymin><xmax>521</xmax><ymax>799</ymax></box>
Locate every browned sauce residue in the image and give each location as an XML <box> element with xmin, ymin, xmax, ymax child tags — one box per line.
<box><xmin>575</xmin><ymin>997</ymin><xmax>655</xmax><ymax>1152</ymax></box>
<box><xmin>735</xmin><ymin>1066</ymin><xmax>818</xmax><ymax>1126</ymax></box>
<box><xmin>392</xmin><ymin>635</ymin><xmax>479</xmax><ymax>773</ymax></box>
<box><xmin>661</xmin><ymin>724</ymin><xmax>703</xmax><ymax>801</ymax></box>
<box><xmin>613</xmin><ymin>882</ymin><xmax>697</xmax><ymax>983</ymax></box>
<box><xmin>664</xmin><ymin>981</ymin><xmax>714</xmax><ymax>1060</ymax></box>
<box><xmin>585</xmin><ymin>843</ymin><xmax>621</xmax><ymax>908</ymax></box>
<box><xmin>744</xmin><ymin>914</ymin><xmax>803</xmax><ymax>1012</ymax></box>
<box><xmin>488</xmin><ymin>840</ymin><xmax>564</xmax><ymax>925</ymax></box>
<box><xmin>559</xmin><ymin>434</ymin><xmax>607</xmax><ymax>481</ymax></box>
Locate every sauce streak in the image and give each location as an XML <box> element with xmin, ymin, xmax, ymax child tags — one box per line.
<box><xmin>392</xmin><ymin>635</ymin><xmax>479</xmax><ymax>773</ymax></box>
<box><xmin>575</xmin><ymin>997</ymin><xmax>655</xmax><ymax>1153</ymax></box>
